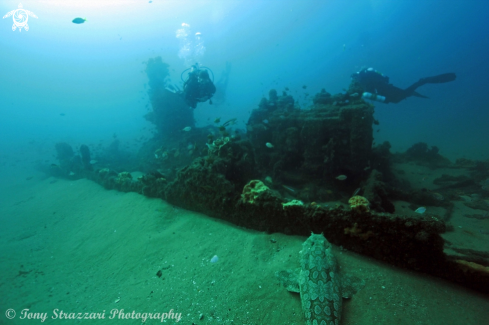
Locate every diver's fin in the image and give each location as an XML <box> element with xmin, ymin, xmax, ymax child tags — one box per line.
<box><xmin>412</xmin><ymin>91</ymin><xmax>429</xmax><ymax>99</ymax></box>
<box><xmin>421</xmin><ymin>73</ymin><xmax>456</xmax><ymax>84</ymax></box>
<box><xmin>404</xmin><ymin>73</ymin><xmax>455</xmax><ymax>96</ymax></box>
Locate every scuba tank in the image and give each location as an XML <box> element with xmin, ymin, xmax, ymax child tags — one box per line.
<box><xmin>181</xmin><ymin>63</ymin><xmax>214</xmax><ymax>82</ymax></box>
<box><xmin>362</xmin><ymin>92</ymin><xmax>386</xmax><ymax>103</ymax></box>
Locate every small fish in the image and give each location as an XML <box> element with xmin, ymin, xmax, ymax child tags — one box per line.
<box><xmin>266</xmin><ymin>142</ymin><xmax>274</xmax><ymax>148</ymax></box>
<box><xmin>415</xmin><ymin>207</ymin><xmax>426</xmax><ymax>214</ymax></box>
<box><xmin>210</xmin><ymin>255</ymin><xmax>218</xmax><ymax>263</ymax></box>
<box><xmin>182</xmin><ymin>126</ymin><xmax>192</xmax><ymax>132</ymax></box>
<box><xmin>481</xmin><ymin>182</ymin><xmax>489</xmax><ymax>191</ymax></box>
<box><xmin>222</xmin><ymin>118</ymin><xmax>237</xmax><ymax>127</ymax></box>
<box><xmin>89</xmin><ymin>160</ymin><xmax>97</xmax><ymax>164</ymax></box>
<box><xmin>282</xmin><ymin>185</ymin><xmax>296</xmax><ymax>193</ymax></box>
<box><xmin>350</xmin><ymin>92</ymin><xmax>359</xmax><ymax>97</ymax></box>
<box><xmin>335</xmin><ymin>175</ymin><xmax>347</xmax><ymax>181</ymax></box>
<box><xmin>72</xmin><ymin>18</ymin><xmax>87</xmax><ymax>24</ymax></box>
<box><xmin>262</xmin><ymin>119</ymin><xmax>269</xmax><ymax>124</ymax></box>
<box><xmin>60</xmin><ymin>113</ymin><xmax>65</xmax><ymax>116</ymax></box>
<box><xmin>431</xmin><ymin>192</ymin><xmax>444</xmax><ymax>201</ymax></box>
<box><xmin>69</xmin><ymin>172</ymin><xmax>75</xmax><ymax>176</ymax></box>
<box><xmin>302</xmin><ymin>85</ymin><xmax>307</xmax><ymax>89</ymax></box>
<box><xmin>214</xmin><ymin>117</ymin><xmax>221</xmax><ymax>123</ymax></box>
<box><xmin>352</xmin><ymin>187</ymin><xmax>361</xmax><ymax>196</ymax></box>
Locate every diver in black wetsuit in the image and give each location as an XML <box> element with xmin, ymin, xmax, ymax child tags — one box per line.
<box><xmin>351</xmin><ymin>67</ymin><xmax>456</xmax><ymax>104</ymax></box>
<box><xmin>181</xmin><ymin>64</ymin><xmax>216</xmax><ymax>108</ymax></box>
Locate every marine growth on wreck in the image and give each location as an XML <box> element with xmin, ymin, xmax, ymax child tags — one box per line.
<box><xmin>45</xmin><ymin>64</ymin><xmax>489</xmax><ymax>298</ymax></box>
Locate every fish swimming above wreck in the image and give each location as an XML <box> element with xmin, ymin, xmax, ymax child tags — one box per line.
<box><xmin>72</xmin><ymin>17</ymin><xmax>87</xmax><ymax>24</ymax></box>
<box><xmin>276</xmin><ymin>233</ymin><xmax>365</xmax><ymax>325</ymax></box>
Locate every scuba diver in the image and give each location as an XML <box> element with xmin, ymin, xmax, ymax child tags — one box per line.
<box><xmin>351</xmin><ymin>67</ymin><xmax>456</xmax><ymax>104</ymax></box>
<box><xmin>180</xmin><ymin>63</ymin><xmax>216</xmax><ymax>108</ymax></box>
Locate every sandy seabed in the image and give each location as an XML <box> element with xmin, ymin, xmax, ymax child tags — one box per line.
<box><xmin>1</xmin><ymin>165</ymin><xmax>488</xmax><ymax>325</ymax></box>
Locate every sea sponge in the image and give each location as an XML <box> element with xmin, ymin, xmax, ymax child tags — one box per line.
<box><xmin>348</xmin><ymin>195</ymin><xmax>370</xmax><ymax>212</ymax></box>
<box><xmin>344</xmin><ymin>223</ymin><xmax>374</xmax><ymax>240</ymax></box>
<box><xmin>98</xmin><ymin>168</ymin><xmax>110</xmax><ymax>178</ymax></box>
<box><xmin>241</xmin><ymin>180</ymin><xmax>270</xmax><ymax>204</ymax></box>
<box><xmin>115</xmin><ymin>171</ymin><xmax>132</xmax><ymax>185</ymax></box>
<box><xmin>282</xmin><ymin>200</ymin><xmax>304</xmax><ymax>210</ymax></box>
<box><xmin>207</xmin><ymin>137</ymin><xmax>230</xmax><ymax>157</ymax></box>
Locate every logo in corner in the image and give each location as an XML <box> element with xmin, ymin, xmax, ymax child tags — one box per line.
<box><xmin>3</xmin><ymin>3</ymin><xmax>37</xmax><ymax>32</ymax></box>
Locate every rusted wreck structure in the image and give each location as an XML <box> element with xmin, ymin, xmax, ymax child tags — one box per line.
<box><xmin>51</xmin><ymin>78</ymin><xmax>489</xmax><ymax>295</ymax></box>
